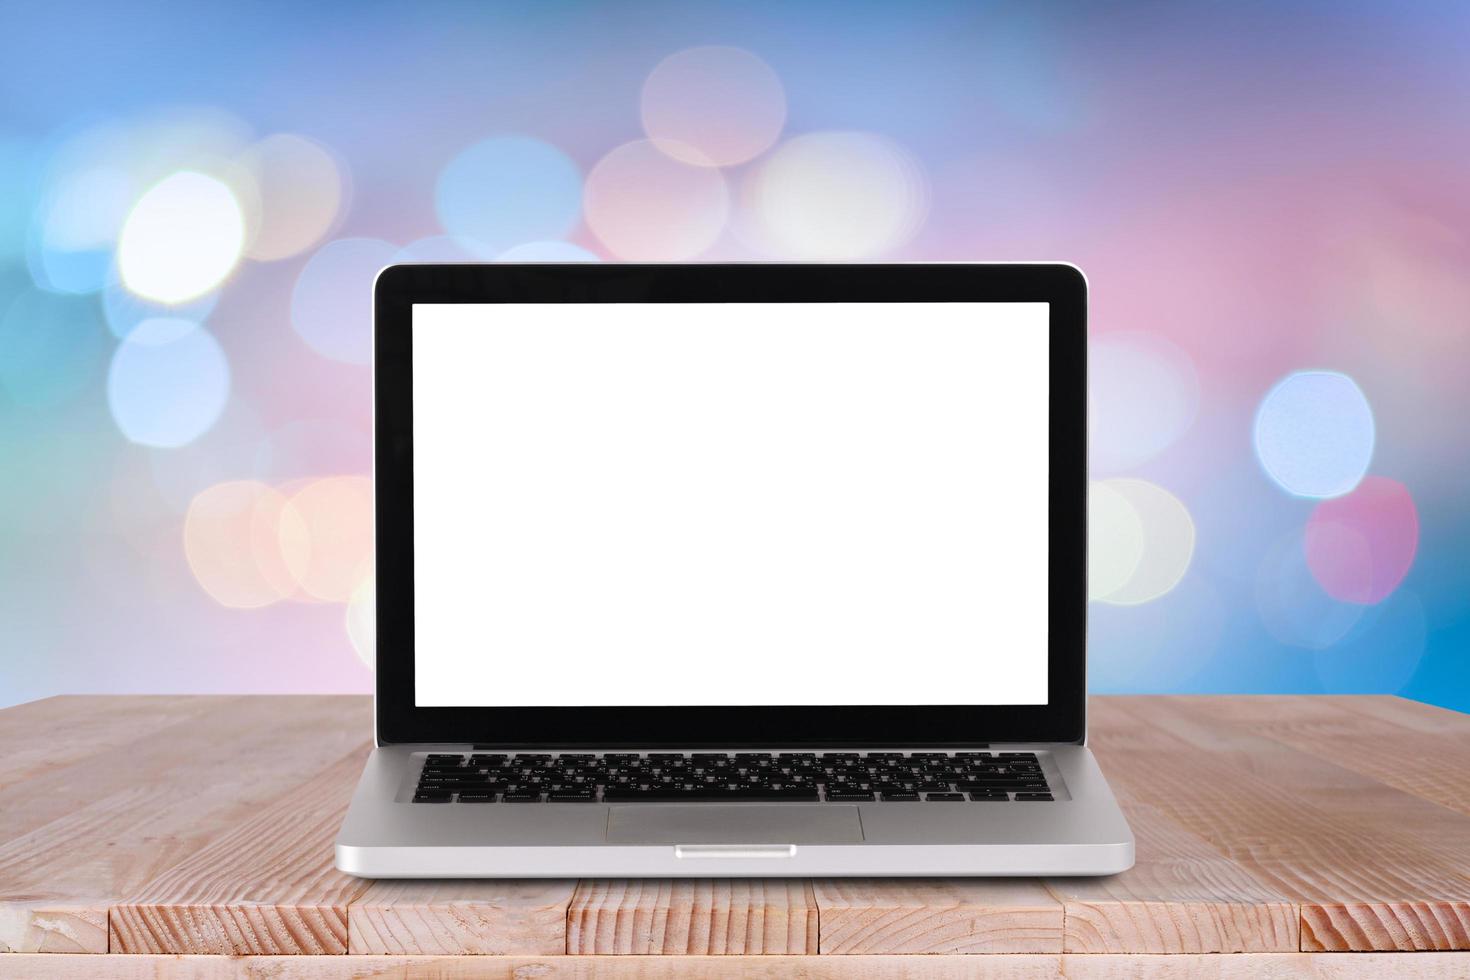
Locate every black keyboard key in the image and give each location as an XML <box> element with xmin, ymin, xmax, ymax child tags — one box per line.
<box><xmin>826</xmin><ymin>790</ymin><xmax>874</xmax><ymax>801</ymax></box>
<box><xmin>502</xmin><ymin>791</ymin><xmax>541</xmax><ymax>801</ymax></box>
<box><xmin>925</xmin><ymin>792</ymin><xmax>965</xmax><ymax>801</ymax></box>
<box><xmin>969</xmin><ymin>791</ymin><xmax>1009</xmax><ymax>801</ymax></box>
<box><xmin>881</xmin><ymin>791</ymin><xmax>920</xmax><ymax>801</ymax></box>
<box><xmin>413</xmin><ymin>791</ymin><xmax>451</xmax><ymax>803</ymax></box>
<box><xmin>1015</xmin><ymin>793</ymin><xmax>1054</xmax><ymax>801</ymax></box>
<box><xmin>549</xmin><ymin>792</ymin><xmax>595</xmax><ymax>801</ymax></box>
<box><xmin>457</xmin><ymin>792</ymin><xmax>495</xmax><ymax>802</ymax></box>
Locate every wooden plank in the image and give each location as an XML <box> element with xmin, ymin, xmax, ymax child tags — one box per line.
<box><xmin>1332</xmin><ymin>695</ymin><xmax>1470</xmax><ymax>736</ymax></box>
<box><xmin>1050</xmin><ymin>799</ymin><xmax>1298</xmax><ymax>953</ymax></box>
<box><xmin>566</xmin><ymin>879</ymin><xmax>818</xmax><ymax>954</ymax></box>
<box><xmin>0</xmin><ymin>696</ymin><xmax>371</xmax><ymax>953</ymax></box>
<box><xmin>111</xmin><ymin>749</ymin><xmax>372</xmax><ymax>955</ymax></box>
<box><xmin>1181</xmin><ymin>695</ymin><xmax>1470</xmax><ymax>819</ymax></box>
<box><xmin>1090</xmin><ymin>697</ymin><xmax>1470</xmax><ymax>951</ymax></box>
<box><xmin>0</xmin><ymin>695</ymin><xmax>221</xmax><ymax>792</ymax></box>
<box><xmin>812</xmin><ymin>878</ymin><xmax>1062</xmax><ymax>953</ymax></box>
<box><xmin>6</xmin><ymin>954</ymin><xmax>1470</xmax><ymax>980</ymax></box>
<box><xmin>347</xmin><ymin>880</ymin><xmax>576</xmax><ymax>954</ymax></box>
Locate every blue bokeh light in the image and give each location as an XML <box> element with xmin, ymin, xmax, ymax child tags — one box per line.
<box><xmin>107</xmin><ymin>317</ymin><xmax>231</xmax><ymax>448</ymax></box>
<box><xmin>290</xmin><ymin>237</ymin><xmax>398</xmax><ymax>365</ymax></box>
<box><xmin>1254</xmin><ymin>370</ymin><xmax>1375</xmax><ymax>499</ymax></box>
<box><xmin>434</xmin><ymin>136</ymin><xmax>582</xmax><ymax>255</ymax></box>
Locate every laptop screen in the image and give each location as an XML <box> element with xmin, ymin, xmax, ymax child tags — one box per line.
<box><xmin>411</xmin><ymin>302</ymin><xmax>1049</xmax><ymax>708</ymax></box>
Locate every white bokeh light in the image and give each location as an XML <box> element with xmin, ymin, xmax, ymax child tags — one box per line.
<box><xmin>1088</xmin><ymin>481</ymin><xmax>1145</xmax><ymax>600</ymax></box>
<box><xmin>641</xmin><ymin>46</ymin><xmax>786</xmax><ymax>167</ymax></box>
<box><xmin>1254</xmin><ymin>370</ymin><xmax>1375</xmax><ymax>498</ymax></box>
<box><xmin>117</xmin><ymin>171</ymin><xmax>246</xmax><ymax>303</ymax></box>
<box><xmin>584</xmin><ymin>139</ymin><xmax>729</xmax><ymax>260</ymax></box>
<box><xmin>1093</xmin><ymin>478</ymin><xmax>1196</xmax><ymax>605</ymax></box>
<box><xmin>744</xmin><ymin>131</ymin><xmax>927</xmax><ymax>259</ymax></box>
<box><xmin>1090</xmin><ymin>331</ymin><xmax>1200</xmax><ymax>473</ymax></box>
<box><xmin>107</xmin><ymin>317</ymin><xmax>230</xmax><ymax>448</ymax></box>
<box><xmin>290</xmin><ymin>237</ymin><xmax>398</xmax><ymax>364</ymax></box>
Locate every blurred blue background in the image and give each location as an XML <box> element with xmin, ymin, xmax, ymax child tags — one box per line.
<box><xmin>2</xmin><ymin>1</ymin><xmax>1468</xmax><ymax>711</ymax></box>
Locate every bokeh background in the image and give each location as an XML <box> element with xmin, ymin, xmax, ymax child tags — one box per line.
<box><xmin>3</xmin><ymin>2</ymin><xmax>1468</xmax><ymax>711</ymax></box>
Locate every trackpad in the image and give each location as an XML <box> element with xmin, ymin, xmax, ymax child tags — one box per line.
<box><xmin>606</xmin><ymin>805</ymin><xmax>864</xmax><ymax>844</ymax></box>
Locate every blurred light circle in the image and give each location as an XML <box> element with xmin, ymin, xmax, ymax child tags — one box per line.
<box><xmin>239</xmin><ymin>133</ymin><xmax>347</xmax><ymax>261</ymax></box>
<box><xmin>641</xmin><ymin>45</ymin><xmax>786</xmax><ymax>167</ymax></box>
<box><xmin>745</xmin><ymin>131</ymin><xmax>927</xmax><ymax>259</ymax></box>
<box><xmin>394</xmin><ymin>235</ymin><xmax>494</xmax><ymax>264</ymax></box>
<box><xmin>290</xmin><ymin>237</ymin><xmax>397</xmax><ymax>364</ymax></box>
<box><xmin>278</xmin><ymin>475</ymin><xmax>374</xmax><ymax>602</ymax></box>
<box><xmin>346</xmin><ymin>571</ymin><xmax>375</xmax><ymax>669</ymax></box>
<box><xmin>184</xmin><ymin>480</ymin><xmax>296</xmax><ymax>608</ymax></box>
<box><xmin>497</xmin><ymin>241</ymin><xmax>600</xmax><ymax>262</ymax></box>
<box><xmin>28</xmin><ymin>165</ymin><xmax>135</xmax><ymax>294</ymax></box>
<box><xmin>1304</xmin><ymin>475</ymin><xmax>1418</xmax><ymax>605</ymax></box>
<box><xmin>107</xmin><ymin>317</ymin><xmax>230</xmax><ymax>448</ymax></box>
<box><xmin>1094</xmin><ymin>478</ymin><xmax>1195</xmax><ymax>605</ymax></box>
<box><xmin>1088</xmin><ymin>481</ymin><xmax>1144</xmax><ymax>600</ymax></box>
<box><xmin>36</xmin><ymin>167</ymin><xmax>131</xmax><ymax>250</ymax></box>
<box><xmin>0</xmin><ymin>286</ymin><xmax>107</xmax><ymax>408</ymax></box>
<box><xmin>118</xmin><ymin>171</ymin><xmax>246</xmax><ymax>303</ymax></box>
<box><xmin>1254</xmin><ymin>370</ymin><xmax>1374</xmax><ymax>498</ymax></box>
<box><xmin>584</xmin><ymin>139</ymin><xmax>729</xmax><ymax>260</ymax></box>
<box><xmin>1255</xmin><ymin>528</ymin><xmax>1366</xmax><ymax>650</ymax></box>
<box><xmin>1313</xmin><ymin>588</ymin><xmax>1427</xmax><ymax>694</ymax></box>
<box><xmin>435</xmin><ymin>136</ymin><xmax>582</xmax><ymax>254</ymax></box>
<box><xmin>1090</xmin><ymin>331</ymin><xmax>1200</xmax><ymax>473</ymax></box>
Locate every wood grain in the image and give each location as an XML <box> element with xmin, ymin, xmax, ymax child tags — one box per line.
<box><xmin>7</xmin><ymin>954</ymin><xmax>1470</xmax><ymax>979</ymax></box>
<box><xmin>0</xmin><ymin>696</ymin><xmax>219</xmax><ymax>793</ymax></box>
<box><xmin>566</xmin><ymin>879</ymin><xmax>818</xmax><ymax>954</ymax></box>
<box><xmin>1177</xmin><ymin>695</ymin><xmax>1470</xmax><ymax>819</ymax></box>
<box><xmin>110</xmin><ymin>750</ymin><xmax>372</xmax><ymax>954</ymax></box>
<box><xmin>347</xmin><ymin>879</ymin><xmax>576</xmax><ymax>954</ymax></box>
<box><xmin>0</xmin><ymin>695</ymin><xmax>370</xmax><ymax>953</ymax></box>
<box><xmin>812</xmin><ymin>878</ymin><xmax>1062</xmax><ymax>953</ymax></box>
<box><xmin>3</xmin><ymin>694</ymin><xmax>1470</xmax><ymax>961</ymax></box>
<box><xmin>1050</xmin><ymin>799</ymin><xmax>1298</xmax><ymax>953</ymax></box>
<box><xmin>1090</xmin><ymin>696</ymin><xmax>1470</xmax><ymax>951</ymax></box>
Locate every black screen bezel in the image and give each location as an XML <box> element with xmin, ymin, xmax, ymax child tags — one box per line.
<box><xmin>375</xmin><ymin>263</ymin><xmax>1086</xmax><ymax>747</ymax></box>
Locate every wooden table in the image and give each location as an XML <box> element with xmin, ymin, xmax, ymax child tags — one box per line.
<box><xmin>2</xmin><ymin>695</ymin><xmax>1469</xmax><ymax>977</ymax></box>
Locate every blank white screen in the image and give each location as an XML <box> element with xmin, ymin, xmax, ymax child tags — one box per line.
<box><xmin>413</xmin><ymin>303</ymin><xmax>1049</xmax><ymax>707</ymax></box>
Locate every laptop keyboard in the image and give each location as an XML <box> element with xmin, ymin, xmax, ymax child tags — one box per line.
<box><xmin>412</xmin><ymin>751</ymin><xmax>1053</xmax><ymax>803</ymax></box>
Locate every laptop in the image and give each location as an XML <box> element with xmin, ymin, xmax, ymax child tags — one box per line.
<box><xmin>335</xmin><ymin>262</ymin><xmax>1134</xmax><ymax>877</ymax></box>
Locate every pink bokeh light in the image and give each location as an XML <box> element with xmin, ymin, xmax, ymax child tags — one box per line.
<box><xmin>1304</xmin><ymin>476</ymin><xmax>1419</xmax><ymax>605</ymax></box>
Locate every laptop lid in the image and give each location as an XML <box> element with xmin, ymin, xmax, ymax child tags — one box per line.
<box><xmin>374</xmin><ymin>264</ymin><xmax>1086</xmax><ymax>747</ymax></box>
